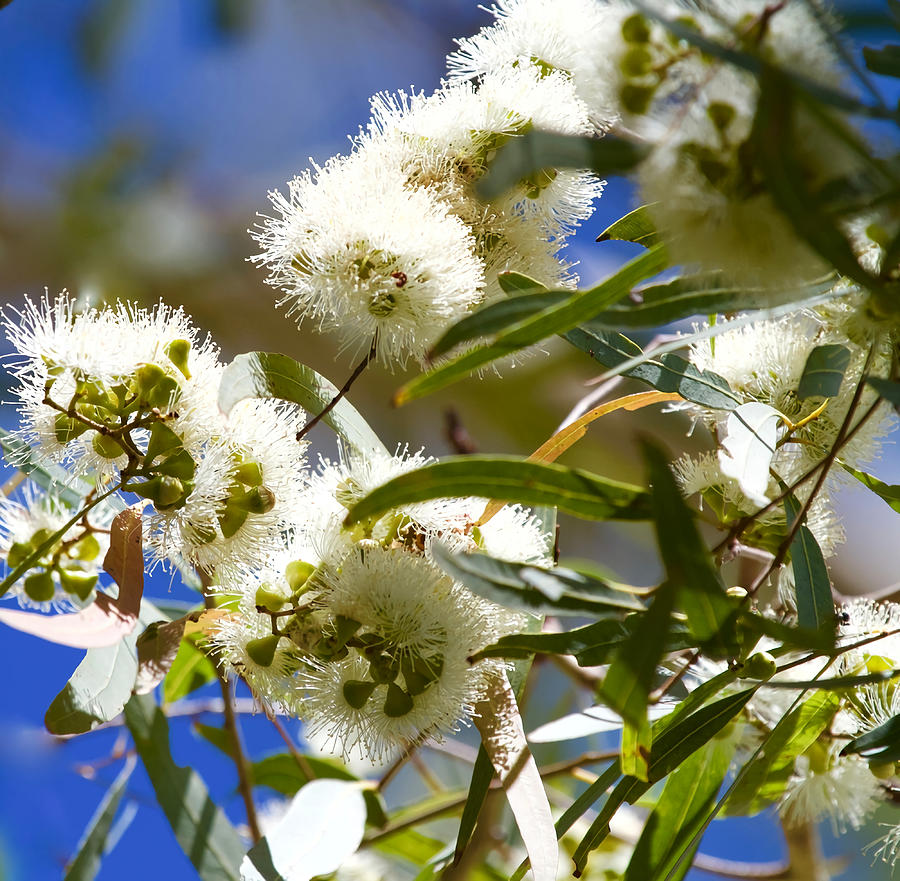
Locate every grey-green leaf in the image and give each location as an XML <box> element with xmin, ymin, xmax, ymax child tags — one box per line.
<box><xmin>64</xmin><ymin>755</ymin><xmax>137</xmax><ymax>881</ymax></box>
<box><xmin>864</xmin><ymin>44</ymin><xmax>900</xmax><ymax>77</ymax></box>
<box><xmin>797</xmin><ymin>344</ymin><xmax>851</xmax><ymax>399</ymax></box>
<box><xmin>842</xmin><ymin>463</ymin><xmax>900</xmax><ymax>514</ymax></box>
<box><xmin>218</xmin><ymin>351</ymin><xmax>385</xmax><ymax>456</ymax></box>
<box><xmin>783</xmin><ymin>494</ymin><xmax>834</xmax><ymax>636</ymax></box>
<box><xmin>123</xmin><ymin>693</ymin><xmax>245</xmax><ymax>881</ymax></box>
<box><xmin>431</xmin><ymin>543</ymin><xmax>645</xmax><ymax>618</ymax></box>
<box><xmin>342</xmin><ymin>456</ymin><xmax>651</xmax><ymax>526</ymax></box>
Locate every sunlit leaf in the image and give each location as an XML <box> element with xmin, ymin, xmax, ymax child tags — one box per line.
<box><xmin>841</xmin><ymin>711</ymin><xmax>900</xmax><ymax>762</ymax></box>
<box><xmin>163</xmin><ymin>633</ymin><xmax>218</xmax><ymax>703</ymax></box>
<box><xmin>596</xmin><ymin>204</ymin><xmax>659</xmax><ymax>247</ymax></box>
<box><xmin>718</xmin><ymin>403</ymin><xmax>781</xmax><ymax>507</ymax></box>
<box><xmin>218</xmin><ymin>352</ymin><xmax>386</xmax><ymax>456</ymax></box>
<box><xmin>842</xmin><ymin>462</ymin><xmax>900</xmax><ymax>514</ymax></box>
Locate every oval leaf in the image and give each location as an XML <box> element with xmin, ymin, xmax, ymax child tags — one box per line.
<box><xmin>797</xmin><ymin>344</ymin><xmax>851</xmax><ymax>399</ymax></box>
<box><xmin>718</xmin><ymin>402</ymin><xmax>781</xmax><ymax>507</ymax></box>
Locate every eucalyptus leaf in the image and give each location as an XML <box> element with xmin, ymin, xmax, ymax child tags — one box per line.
<box><xmin>163</xmin><ymin>633</ymin><xmax>217</xmax><ymax>703</ymax></box>
<box><xmin>478</xmin><ymin>130</ymin><xmax>647</xmax><ymax>200</ymax></box>
<box><xmin>842</xmin><ymin>462</ymin><xmax>900</xmax><ymax>513</ymax></box>
<box><xmin>868</xmin><ymin>377</ymin><xmax>900</xmax><ymax>407</ymax></box>
<box><xmin>841</xmin><ymin>711</ymin><xmax>900</xmax><ymax>762</ymax></box>
<box><xmin>64</xmin><ymin>755</ymin><xmax>137</xmax><ymax>881</ymax></box>
<box><xmin>864</xmin><ymin>44</ymin><xmax>900</xmax><ymax>77</ymax></box>
<box><xmin>431</xmin><ymin>543</ymin><xmax>644</xmax><ymax>617</ymax></box>
<box><xmin>718</xmin><ymin>403</ymin><xmax>781</xmax><ymax>508</ymax></box>
<box><xmin>596</xmin><ymin>204</ymin><xmax>659</xmax><ymax>247</ymax></box>
<box><xmin>395</xmin><ymin>246</ymin><xmax>668</xmax><ymax>404</ymax></box>
<box><xmin>218</xmin><ymin>352</ymin><xmax>385</xmax><ymax>456</ymax></box>
<box><xmin>784</xmin><ymin>493</ymin><xmax>835</xmax><ymax>637</ymax></box>
<box><xmin>343</xmin><ymin>456</ymin><xmax>651</xmax><ymax>525</ymax></box>
<box><xmin>797</xmin><ymin>344</ymin><xmax>851</xmax><ymax>399</ymax></box>
<box><xmin>123</xmin><ymin>693</ymin><xmax>245</xmax><ymax>881</ymax></box>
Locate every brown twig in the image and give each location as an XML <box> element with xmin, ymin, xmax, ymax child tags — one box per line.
<box><xmin>296</xmin><ymin>340</ymin><xmax>377</xmax><ymax>441</ymax></box>
<box><xmin>268</xmin><ymin>713</ymin><xmax>317</xmax><ymax>782</ymax></box>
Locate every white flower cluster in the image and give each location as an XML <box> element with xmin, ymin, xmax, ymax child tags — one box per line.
<box><xmin>252</xmin><ymin>2</ymin><xmax>610</xmax><ymax>368</ymax></box>
<box><xmin>675</xmin><ymin>305</ymin><xmax>894</xmax><ymax>586</ymax></box>
<box><xmin>1</xmin><ymin>295</ymin><xmax>547</xmax><ymax>763</ymax></box>
<box><xmin>212</xmin><ymin>446</ymin><xmax>548</xmax><ymax>762</ymax></box>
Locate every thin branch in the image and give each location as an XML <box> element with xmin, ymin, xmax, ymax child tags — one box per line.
<box><xmin>377</xmin><ymin>745</ymin><xmax>418</xmax><ymax>793</ymax></box>
<box><xmin>296</xmin><ymin>340</ymin><xmax>376</xmax><ymax>441</ymax></box>
<box><xmin>268</xmin><ymin>712</ymin><xmax>317</xmax><ymax>782</ymax></box>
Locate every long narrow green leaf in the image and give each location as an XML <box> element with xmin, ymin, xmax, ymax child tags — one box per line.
<box><xmin>596</xmin><ymin>204</ymin><xmax>659</xmax><ymax>247</ymax></box>
<box><xmin>64</xmin><ymin>755</ymin><xmax>137</xmax><ymax>881</ymax></box>
<box><xmin>565</xmin><ymin>325</ymin><xmax>739</xmax><ymax>410</ymax></box>
<box><xmin>123</xmin><ymin>693</ymin><xmax>245</xmax><ymax>881</ymax></box>
<box><xmin>395</xmin><ymin>246</ymin><xmax>668</xmax><ymax>404</ymax></box>
<box><xmin>431</xmin><ymin>544</ymin><xmax>644</xmax><ymax>618</ymax></box>
<box><xmin>841</xmin><ymin>711</ymin><xmax>900</xmax><ymax>762</ymax></box>
<box><xmin>217</xmin><ymin>351</ymin><xmax>386</xmax><ymax>456</ymax></box>
<box><xmin>843</xmin><ymin>463</ymin><xmax>900</xmax><ymax>515</ymax></box>
<box><xmin>864</xmin><ymin>44</ymin><xmax>900</xmax><ymax>77</ymax></box>
<box><xmin>783</xmin><ymin>494</ymin><xmax>835</xmax><ymax>636</ymax></box>
<box><xmin>643</xmin><ymin>441</ymin><xmax>737</xmax><ymax>653</ymax></box>
<box><xmin>869</xmin><ymin>377</ymin><xmax>900</xmax><ymax>407</ymax></box>
<box><xmin>477</xmin><ymin>130</ymin><xmax>647</xmax><ymax>200</ymax></box>
<box><xmin>343</xmin><ymin>456</ymin><xmax>651</xmax><ymax>526</ymax></box>
<box><xmin>624</xmin><ymin>736</ymin><xmax>734</xmax><ymax>881</ymax></box>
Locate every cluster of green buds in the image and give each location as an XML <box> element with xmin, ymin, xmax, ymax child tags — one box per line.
<box><xmin>48</xmin><ymin>338</ymin><xmax>193</xmax><ymax>465</ymax></box>
<box><xmin>7</xmin><ymin>524</ymin><xmax>102</xmax><ymax>603</ymax></box>
<box><xmin>616</xmin><ymin>12</ymin><xmax>694</xmax><ymax>116</ymax></box>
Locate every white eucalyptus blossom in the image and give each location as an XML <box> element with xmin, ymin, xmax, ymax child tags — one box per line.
<box><xmin>297</xmin><ymin>547</ymin><xmax>525</xmax><ymax>762</ymax></box>
<box><xmin>2</xmin><ymin>294</ymin><xmax>222</xmax><ymax>478</ymax></box>
<box><xmin>0</xmin><ymin>488</ymin><xmax>109</xmax><ymax>610</ymax></box>
<box><xmin>251</xmin><ymin>154</ymin><xmax>484</xmax><ymax>368</ymax></box>
<box><xmin>148</xmin><ymin>398</ymin><xmax>308</xmax><ymax>577</ymax></box>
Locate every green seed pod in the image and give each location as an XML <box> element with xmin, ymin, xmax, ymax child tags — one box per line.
<box><xmin>246</xmin><ymin>634</ymin><xmax>282</xmax><ymax>667</ymax></box>
<box><xmin>154</xmin><ymin>448</ymin><xmax>196</xmax><ymax>481</ymax></box>
<box><xmin>343</xmin><ymin>679</ymin><xmax>377</xmax><ymax>709</ymax></box>
<box><xmin>144</xmin><ymin>422</ymin><xmax>184</xmax><ymax>466</ymax></box>
<box><xmin>91</xmin><ymin>432</ymin><xmax>125</xmax><ymax>460</ymax></box>
<box><xmin>146</xmin><ymin>375</ymin><xmax>180</xmax><ymax>412</ymax></box>
<box><xmin>54</xmin><ymin>414</ymin><xmax>89</xmax><ymax>444</ymax></box>
<box><xmin>743</xmin><ymin>651</ymin><xmax>777</xmax><ymax>681</ymax></box>
<box><xmin>218</xmin><ymin>504</ymin><xmax>249</xmax><ymax>539</ymax></box>
<box><xmin>726</xmin><ymin>585</ymin><xmax>748</xmax><ymax>600</ymax></box>
<box><xmin>165</xmin><ymin>339</ymin><xmax>192</xmax><ymax>379</ymax></box>
<box><xmin>368</xmin><ymin>653</ymin><xmax>400</xmax><ymax>685</ymax></box>
<box><xmin>707</xmin><ymin>101</ymin><xmax>736</xmax><ymax>132</ymax></box>
<box><xmin>58</xmin><ymin>568</ymin><xmax>98</xmax><ymax>601</ymax></box>
<box><xmin>383</xmin><ymin>682</ymin><xmax>414</xmax><ymax>718</ymax></box>
<box><xmin>286</xmin><ymin>560</ymin><xmax>316</xmax><ymax>594</ymax></box>
<box><xmin>255</xmin><ymin>586</ymin><xmax>287</xmax><ymax>612</ymax></box>
<box><xmin>622</xmin><ymin>12</ymin><xmax>651</xmax><ymax>43</ymax></box>
<box><xmin>24</xmin><ymin>570</ymin><xmax>55</xmax><ymax>603</ymax></box>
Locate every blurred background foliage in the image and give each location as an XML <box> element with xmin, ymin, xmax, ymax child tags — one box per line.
<box><xmin>0</xmin><ymin>1</ymin><xmax>898</xmax><ymax>879</ymax></box>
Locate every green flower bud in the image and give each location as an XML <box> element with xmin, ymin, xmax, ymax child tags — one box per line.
<box><xmin>91</xmin><ymin>432</ymin><xmax>125</xmax><ymax>460</ymax></box>
<box><xmin>58</xmin><ymin>568</ymin><xmax>98</xmax><ymax>600</ymax></box>
<box><xmin>343</xmin><ymin>679</ymin><xmax>377</xmax><ymax>709</ymax></box>
<box><xmin>54</xmin><ymin>414</ymin><xmax>89</xmax><ymax>444</ymax></box>
<box><xmin>620</xmin><ymin>45</ymin><xmax>653</xmax><ymax>78</ymax></box>
<box><xmin>333</xmin><ymin>615</ymin><xmax>361</xmax><ymax>647</ymax></box>
<box><xmin>368</xmin><ymin>653</ymin><xmax>400</xmax><ymax>685</ymax></box>
<box><xmin>233</xmin><ymin>485</ymin><xmax>276</xmax><ymax>515</ymax></box>
<box><xmin>146</xmin><ymin>375</ymin><xmax>180</xmax><ymax>412</ymax></box>
<box><xmin>383</xmin><ymin>682</ymin><xmax>414</xmax><ymax>718</ymax></box>
<box><xmin>234</xmin><ymin>460</ymin><xmax>264</xmax><ymax>488</ymax></box>
<box><xmin>707</xmin><ymin>102</ymin><xmax>736</xmax><ymax>132</ymax></box>
<box><xmin>156</xmin><ymin>476</ymin><xmax>187</xmax><ymax>509</ymax></box>
<box><xmin>246</xmin><ymin>634</ymin><xmax>282</xmax><ymax>667</ymax></box>
<box><xmin>218</xmin><ymin>505</ymin><xmax>248</xmax><ymax>539</ymax></box>
<box><xmin>622</xmin><ymin>13</ymin><xmax>651</xmax><ymax>43</ymax></box>
<box><xmin>154</xmin><ymin>448</ymin><xmax>196</xmax><ymax>481</ymax></box>
<box><xmin>24</xmin><ymin>570</ymin><xmax>55</xmax><ymax>603</ymax></box>
<box><xmin>69</xmin><ymin>533</ymin><xmax>101</xmax><ymax>562</ymax></box>
<box><xmin>869</xmin><ymin>760</ymin><xmax>896</xmax><ymax>780</ymax></box>
<box><xmin>6</xmin><ymin>541</ymin><xmax>32</xmax><ymax>569</ymax></box>
<box><xmin>743</xmin><ymin>651</ymin><xmax>777</xmax><ymax>681</ymax></box>
<box><xmin>144</xmin><ymin>422</ymin><xmax>183</xmax><ymax>467</ymax></box>
<box><xmin>286</xmin><ymin>560</ymin><xmax>316</xmax><ymax>593</ymax></box>
<box><xmin>620</xmin><ymin>82</ymin><xmax>655</xmax><ymax>115</ymax></box>
<box><xmin>726</xmin><ymin>586</ymin><xmax>748</xmax><ymax>600</ymax></box>
<box><xmin>165</xmin><ymin>339</ymin><xmax>192</xmax><ymax>379</ymax></box>
<box><xmin>134</xmin><ymin>363</ymin><xmax>167</xmax><ymax>399</ymax></box>
<box><xmin>255</xmin><ymin>586</ymin><xmax>287</xmax><ymax>612</ymax></box>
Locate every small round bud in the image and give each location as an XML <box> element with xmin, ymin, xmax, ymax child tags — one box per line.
<box><xmin>6</xmin><ymin>540</ymin><xmax>32</xmax><ymax>569</ymax></box>
<box><xmin>234</xmin><ymin>461</ymin><xmax>264</xmax><ymax>488</ymax></box>
<box><xmin>622</xmin><ymin>13</ymin><xmax>651</xmax><ymax>43</ymax></box>
<box><xmin>218</xmin><ymin>505</ymin><xmax>249</xmax><ymax>540</ymax></box>
<box><xmin>24</xmin><ymin>570</ymin><xmax>55</xmax><ymax>603</ymax></box>
<box><xmin>134</xmin><ymin>363</ymin><xmax>167</xmax><ymax>398</ymax></box>
<box><xmin>286</xmin><ymin>561</ymin><xmax>315</xmax><ymax>593</ymax></box>
<box><xmin>620</xmin><ymin>83</ymin><xmax>655</xmax><ymax>115</ymax></box>
<box><xmin>255</xmin><ymin>586</ymin><xmax>287</xmax><ymax>612</ymax></box>
<box><xmin>91</xmin><ymin>432</ymin><xmax>125</xmax><ymax>460</ymax></box>
<box><xmin>156</xmin><ymin>476</ymin><xmax>187</xmax><ymax>509</ymax></box>
<box><xmin>54</xmin><ymin>414</ymin><xmax>89</xmax><ymax>444</ymax></box>
<box><xmin>69</xmin><ymin>534</ymin><xmax>101</xmax><ymax>562</ymax></box>
<box><xmin>743</xmin><ymin>651</ymin><xmax>777</xmax><ymax>681</ymax></box>
<box><xmin>868</xmin><ymin>760</ymin><xmax>896</xmax><ymax>780</ymax></box>
<box><xmin>726</xmin><ymin>586</ymin><xmax>748</xmax><ymax>600</ymax></box>
<box><xmin>621</xmin><ymin>46</ymin><xmax>653</xmax><ymax>78</ymax></box>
